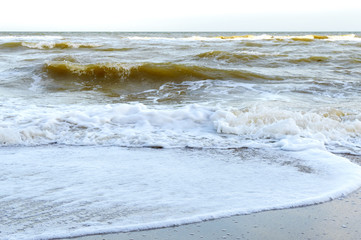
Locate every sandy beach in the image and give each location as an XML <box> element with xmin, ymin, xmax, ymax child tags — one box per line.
<box><xmin>57</xmin><ymin>187</ymin><xmax>361</xmax><ymax>240</ymax></box>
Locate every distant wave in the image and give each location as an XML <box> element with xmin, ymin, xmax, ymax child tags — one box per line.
<box><xmin>216</xmin><ymin>35</ymin><xmax>255</xmax><ymax>39</ymax></box>
<box><xmin>107</xmin><ymin>34</ymin><xmax>359</xmax><ymax>42</ymax></box>
<box><xmin>196</xmin><ymin>50</ymin><xmax>264</xmax><ymax>62</ymax></box>
<box><xmin>288</xmin><ymin>56</ymin><xmax>331</xmax><ymax>64</ymax></box>
<box><xmin>94</xmin><ymin>47</ymin><xmax>133</xmax><ymax>52</ymax></box>
<box><xmin>195</xmin><ymin>50</ymin><xmax>287</xmax><ymax>63</ymax></box>
<box><xmin>0</xmin><ymin>41</ymin><xmax>100</xmax><ymax>50</ymax></box>
<box><xmin>195</xmin><ymin>50</ymin><xmax>335</xmax><ymax>66</ymax></box>
<box><xmin>214</xmin><ymin>34</ymin><xmax>360</xmax><ymax>41</ymax></box>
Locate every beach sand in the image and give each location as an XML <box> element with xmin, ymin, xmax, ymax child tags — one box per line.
<box><xmin>58</xmin><ymin>187</ymin><xmax>361</xmax><ymax>240</ymax></box>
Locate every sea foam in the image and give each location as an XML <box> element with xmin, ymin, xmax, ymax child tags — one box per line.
<box><xmin>1</xmin><ymin>146</ymin><xmax>361</xmax><ymax>240</ymax></box>
<box><xmin>0</xmin><ymin>103</ymin><xmax>360</xmax><ymax>153</ymax></box>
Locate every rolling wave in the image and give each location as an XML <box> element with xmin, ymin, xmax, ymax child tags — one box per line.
<box><xmin>43</xmin><ymin>61</ymin><xmax>282</xmax><ymax>86</ymax></box>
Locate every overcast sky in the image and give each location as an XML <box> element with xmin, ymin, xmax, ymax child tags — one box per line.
<box><xmin>1</xmin><ymin>0</ymin><xmax>361</xmax><ymax>32</ymax></box>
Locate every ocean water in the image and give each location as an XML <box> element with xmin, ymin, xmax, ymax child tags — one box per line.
<box><xmin>1</xmin><ymin>32</ymin><xmax>361</xmax><ymax>240</ymax></box>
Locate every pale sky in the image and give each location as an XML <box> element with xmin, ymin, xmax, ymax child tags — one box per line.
<box><xmin>1</xmin><ymin>0</ymin><xmax>361</xmax><ymax>31</ymax></box>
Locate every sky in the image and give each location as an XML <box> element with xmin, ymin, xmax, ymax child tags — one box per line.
<box><xmin>1</xmin><ymin>0</ymin><xmax>361</xmax><ymax>32</ymax></box>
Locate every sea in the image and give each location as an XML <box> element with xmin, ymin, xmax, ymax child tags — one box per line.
<box><xmin>1</xmin><ymin>32</ymin><xmax>361</xmax><ymax>240</ymax></box>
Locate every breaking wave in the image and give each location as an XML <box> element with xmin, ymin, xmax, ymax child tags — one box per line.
<box><xmin>214</xmin><ymin>106</ymin><xmax>361</xmax><ymax>144</ymax></box>
<box><xmin>0</xmin><ymin>103</ymin><xmax>360</xmax><ymax>152</ymax></box>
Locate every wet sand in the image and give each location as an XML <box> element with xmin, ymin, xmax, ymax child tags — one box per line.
<box><xmin>59</xmin><ymin>188</ymin><xmax>361</xmax><ymax>240</ymax></box>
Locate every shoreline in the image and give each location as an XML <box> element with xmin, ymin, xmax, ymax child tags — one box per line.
<box><xmin>58</xmin><ymin>188</ymin><xmax>361</xmax><ymax>240</ymax></box>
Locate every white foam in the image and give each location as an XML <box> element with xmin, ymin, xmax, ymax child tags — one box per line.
<box><xmin>0</xmin><ymin>102</ymin><xmax>360</xmax><ymax>152</ymax></box>
<box><xmin>212</xmin><ymin>105</ymin><xmax>361</xmax><ymax>150</ymax></box>
<box><xmin>327</xmin><ymin>34</ymin><xmax>361</xmax><ymax>41</ymax></box>
<box><xmin>1</xmin><ymin>146</ymin><xmax>361</xmax><ymax>240</ymax></box>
